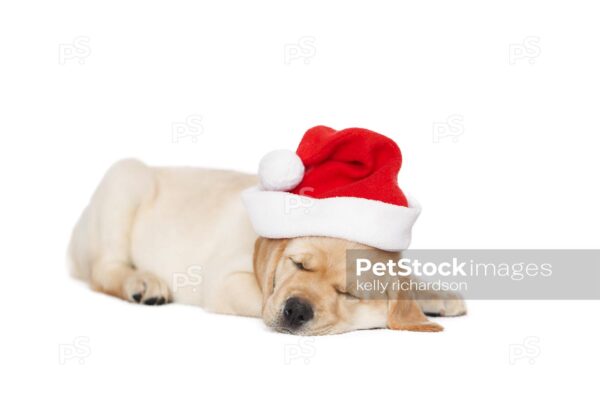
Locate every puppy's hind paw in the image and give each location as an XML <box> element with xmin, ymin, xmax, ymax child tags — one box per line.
<box><xmin>419</xmin><ymin>292</ymin><xmax>467</xmax><ymax>317</ymax></box>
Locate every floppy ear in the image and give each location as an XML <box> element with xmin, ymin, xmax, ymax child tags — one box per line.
<box><xmin>387</xmin><ymin>288</ymin><xmax>444</xmax><ymax>332</ymax></box>
<box><xmin>253</xmin><ymin>237</ymin><xmax>288</xmax><ymax>306</ymax></box>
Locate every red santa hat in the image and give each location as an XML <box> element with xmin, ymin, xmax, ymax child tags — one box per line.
<box><xmin>242</xmin><ymin>125</ymin><xmax>421</xmax><ymax>251</ymax></box>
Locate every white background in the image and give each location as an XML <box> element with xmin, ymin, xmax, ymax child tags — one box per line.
<box><xmin>1</xmin><ymin>1</ymin><xmax>598</xmax><ymax>399</ymax></box>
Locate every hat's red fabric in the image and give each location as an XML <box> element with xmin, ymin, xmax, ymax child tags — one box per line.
<box><xmin>290</xmin><ymin>126</ymin><xmax>408</xmax><ymax>207</ymax></box>
<box><xmin>243</xmin><ymin>125</ymin><xmax>421</xmax><ymax>251</ymax></box>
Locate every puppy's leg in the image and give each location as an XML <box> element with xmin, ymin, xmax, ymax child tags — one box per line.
<box><xmin>209</xmin><ymin>271</ymin><xmax>263</xmax><ymax>317</ymax></box>
<box><xmin>72</xmin><ymin>159</ymin><xmax>170</xmax><ymax>305</ymax></box>
<box><xmin>413</xmin><ymin>287</ymin><xmax>467</xmax><ymax>317</ymax></box>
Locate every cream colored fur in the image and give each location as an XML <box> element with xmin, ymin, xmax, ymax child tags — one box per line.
<box><xmin>69</xmin><ymin>159</ymin><xmax>466</xmax><ymax>334</ymax></box>
<box><xmin>70</xmin><ymin>159</ymin><xmax>263</xmax><ymax>316</ymax></box>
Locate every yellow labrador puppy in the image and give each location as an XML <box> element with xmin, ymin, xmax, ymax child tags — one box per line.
<box><xmin>69</xmin><ymin>159</ymin><xmax>466</xmax><ymax>335</ymax></box>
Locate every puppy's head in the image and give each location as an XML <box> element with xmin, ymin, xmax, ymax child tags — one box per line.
<box><xmin>254</xmin><ymin>236</ymin><xmax>440</xmax><ymax>335</ymax></box>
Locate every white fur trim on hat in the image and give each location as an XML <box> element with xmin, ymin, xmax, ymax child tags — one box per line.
<box><xmin>241</xmin><ymin>186</ymin><xmax>421</xmax><ymax>251</ymax></box>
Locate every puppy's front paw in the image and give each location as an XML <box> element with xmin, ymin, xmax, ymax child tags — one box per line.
<box><xmin>419</xmin><ymin>292</ymin><xmax>467</xmax><ymax>317</ymax></box>
<box><xmin>123</xmin><ymin>272</ymin><xmax>170</xmax><ymax>305</ymax></box>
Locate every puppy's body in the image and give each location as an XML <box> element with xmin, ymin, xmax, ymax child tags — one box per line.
<box><xmin>70</xmin><ymin>159</ymin><xmax>263</xmax><ymax>316</ymax></box>
<box><xmin>70</xmin><ymin>159</ymin><xmax>466</xmax><ymax>334</ymax></box>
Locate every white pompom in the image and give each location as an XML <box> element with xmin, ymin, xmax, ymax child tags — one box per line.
<box><xmin>258</xmin><ymin>149</ymin><xmax>305</xmax><ymax>191</ymax></box>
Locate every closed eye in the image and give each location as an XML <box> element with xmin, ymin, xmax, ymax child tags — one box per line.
<box><xmin>291</xmin><ymin>259</ymin><xmax>306</xmax><ymax>270</ymax></box>
<box><xmin>335</xmin><ymin>288</ymin><xmax>360</xmax><ymax>300</ymax></box>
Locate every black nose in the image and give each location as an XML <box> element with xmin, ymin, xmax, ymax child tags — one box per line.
<box><xmin>282</xmin><ymin>297</ymin><xmax>314</xmax><ymax>329</ymax></box>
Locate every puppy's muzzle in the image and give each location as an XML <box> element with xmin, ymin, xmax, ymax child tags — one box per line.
<box><xmin>282</xmin><ymin>297</ymin><xmax>314</xmax><ymax>329</ymax></box>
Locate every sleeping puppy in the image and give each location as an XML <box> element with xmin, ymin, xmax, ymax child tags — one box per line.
<box><xmin>69</xmin><ymin>159</ymin><xmax>466</xmax><ymax>335</ymax></box>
